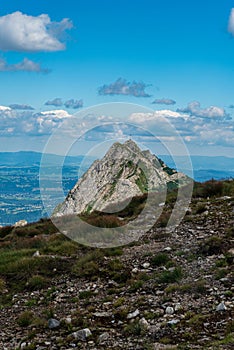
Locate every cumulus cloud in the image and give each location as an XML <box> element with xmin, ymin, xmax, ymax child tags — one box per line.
<box><xmin>129</xmin><ymin>110</ymin><xmax>185</xmax><ymax>123</ymax></box>
<box><xmin>0</xmin><ymin>58</ymin><xmax>49</xmax><ymax>73</ymax></box>
<box><xmin>152</xmin><ymin>98</ymin><xmax>176</xmax><ymax>105</ymax></box>
<box><xmin>9</xmin><ymin>104</ymin><xmax>34</xmax><ymax>110</ymax></box>
<box><xmin>228</xmin><ymin>8</ymin><xmax>234</xmax><ymax>35</ymax></box>
<box><xmin>0</xmin><ymin>105</ymin><xmax>11</xmax><ymax>111</ymax></box>
<box><xmin>0</xmin><ymin>108</ymin><xmax>73</xmax><ymax>136</ymax></box>
<box><xmin>40</xmin><ymin>110</ymin><xmax>71</xmax><ymax>119</ymax></box>
<box><xmin>98</xmin><ymin>78</ymin><xmax>151</xmax><ymax>97</ymax></box>
<box><xmin>0</xmin><ymin>12</ymin><xmax>73</xmax><ymax>52</ymax></box>
<box><xmin>177</xmin><ymin>101</ymin><xmax>230</xmax><ymax>120</ymax></box>
<box><xmin>64</xmin><ymin>99</ymin><xmax>83</xmax><ymax>109</ymax></box>
<box><xmin>45</xmin><ymin>98</ymin><xmax>63</xmax><ymax>107</ymax></box>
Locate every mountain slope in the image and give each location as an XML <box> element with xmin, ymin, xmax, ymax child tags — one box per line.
<box><xmin>54</xmin><ymin>140</ymin><xmax>190</xmax><ymax>216</ymax></box>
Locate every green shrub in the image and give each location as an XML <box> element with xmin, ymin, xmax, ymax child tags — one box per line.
<box><xmin>195</xmin><ymin>202</ymin><xmax>207</xmax><ymax>214</ymax></box>
<box><xmin>0</xmin><ymin>278</ymin><xmax>6</xmax><ymax>292</ymax></box>
<box><xmin>124</xmin><ymin>321</ymin><xmax>144</xmax><ymax>336</ymax></box>
<box><xmin>150</xmin><ymin>253</ymin><xmax>169</xmax><ymax>267</ymax></box>
<box><xmin>157</xmin><ymin>267</ymin><xmax>183</xmax><ymax>284</ymax></box>
<box><xmin>72</xmin><ymin>250</ymin><xmax>104</xmax><ymax>278</ymax></box>
<box><xmin>79</xmin><ymin>290</ymin><xmax>94</xmax><ymax>299</ymax></box>
<box><xmin>27</xmin><ymin>275</ymin><xmax>48</xmax><ymax>290</ymax></box>
<box><xmin>17</xmin><ymin>311</ymin><xmax>34</xmax><ymax>327</ymax></box>
<box><xmin>199</xmin><ymin>236</ymin><xmax>223</xmax><ymax>255</ymax></box>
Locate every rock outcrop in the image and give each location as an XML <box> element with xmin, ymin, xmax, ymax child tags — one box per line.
<box><xmin>53</xmin><ymin>140</ymin><xmax>190</xmax><ymax>216</ymax></box>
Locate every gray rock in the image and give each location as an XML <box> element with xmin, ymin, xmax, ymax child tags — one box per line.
<box><xmin>33</xmin><ymin>250</ymin><xmax>40</xmax><ymax>257</ymax></box>
<box><xmin>93</xmin><ymin>311</ymin><xmax>112</xmax><ymax>318</ymax></box>
<box><xmin>53</xmin><ymin>140</ymin><xmax>190</xmax><ymax>217</ymax></box>
<box><xmin>216</xmin><ymin>302</ymin><xmax>227</xmax><ymax>312</ymax></box>
<box><xmin>139</xmin><ymin>317</ymin><xmax>150</xmax><ymax>329</ymax></box>
<box><xmin>143</xmin><ymin>262</ymin><xmax>150</xmax><ymax>269</ymax></box>
<box><xmin>165</xmin><ymin>306</ymin><xmax>174</xmax><ymax>315</ymax></box>
<box><xmin>73</xmin><ymin>328</ymin><xmax>92</xmax><ymax>341</ymax></box>
<box><xmin>167</xmin><ymin>319</ymin><xmax>180</xmax><ymax>326</ymax></box>
<box><xmin>127</xmin><ymin>309</ymin><xmax>140</xmax><ymax>319</ymax></box>
<box><xmin>98</xmin><ymin>332</ymin><xmax>109</xmax><ymax>343</ymax></box>
<box><xmin>48</xmin><ymin>318</ymin><xmax>60</xmax><ymax>329</ymax></box>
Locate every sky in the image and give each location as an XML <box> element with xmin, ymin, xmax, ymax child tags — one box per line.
<box><xmin>0</xmin><ymin>0</ymin><xmax>233</xmax><ymax>157</ymax></box>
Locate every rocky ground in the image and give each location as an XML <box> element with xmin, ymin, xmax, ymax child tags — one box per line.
<box><xmin>0</xmin><ymin>190</ymin><xmax>233</xmax><ymax>349</ymax></box>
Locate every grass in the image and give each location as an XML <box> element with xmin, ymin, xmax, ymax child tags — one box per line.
<box><xmin>157</xmin><ymin>266</ymin><xmax>183</xmax><ymax>284</ymax></box>
<box><xmin>79</xmin><ymin>290</ymin><xmax>94</xmax><ymax>300</ymax></box>
<box><xmin>17</xmin><ymin>311</ymin><xmax>34</xmax><ymax>327</ymax></box>
<box><xmin>27</xmin><ymin>275</ymin><xmax>49</xmax><ymax>291</ymax></box>
<box><xmin>150</xmin><ymin>253</ymin><xmax>170</xmax><ymax>267</ymax></box>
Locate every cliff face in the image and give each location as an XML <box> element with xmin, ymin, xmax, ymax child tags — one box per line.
<box><xmin>53</xmin><ymin>140</ymin><xmax>189</xmax><ymax>216</ymax></box>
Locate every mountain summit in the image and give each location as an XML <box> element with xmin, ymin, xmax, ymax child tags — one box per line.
<box><xmin>53</xmin><ymin>140</ymin><xmax>190</xmax><ymax>216</ymax></box>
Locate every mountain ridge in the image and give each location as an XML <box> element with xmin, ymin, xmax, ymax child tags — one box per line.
<box><xmin>53</xmin><ymin>140</ymin><xmax>191</xmax><ymax>217</ymax></box>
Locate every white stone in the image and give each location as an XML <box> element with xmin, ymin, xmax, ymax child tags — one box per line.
<box><xmin>127</xmin><ymin>309</ymin><xmax>140</xmax><ymax>319</ymax></box>
<box><xmin>164</xmin><ymin>247</ymin><xmax>172</xmax><ymax>252</ymax></box>
<box><xmin>143</xmin><ymin>262</ymin><xmax>150</xmax><ymax>269</ymax></box>
<box><xmin>14</xmin><ymin>220</ymin><xmax>27</xmax><ymax>227</ymax></box>
<box><xmin>132</xmin><ymin>268</ymin><xmax>138</xmax><ymax>273</ymax></box>
<box><xmin>165</xmin><ymin>306</ymin><xmax>174</xmax><ymax>315</ymax></box>
<box><xmin>33</xmin><ymin>250</ymin><xmax>40</xmax><ymax>257</ymax></box>
<box><xmin>139</xmin><ymin>317</ymin><xmax>150</xmax><ymax>329</ymax></box>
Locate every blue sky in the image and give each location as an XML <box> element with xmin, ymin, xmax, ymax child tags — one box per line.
<box><xmin>0</xmin><ymin>0</ymin><xmax>233</xmax><ymax>156</ymax></box>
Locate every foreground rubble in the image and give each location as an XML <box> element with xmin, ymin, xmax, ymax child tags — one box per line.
<box><xmin>0</xmin><ymin>194</ymin><xmax>233</xmax><ymax>349</ymax></box>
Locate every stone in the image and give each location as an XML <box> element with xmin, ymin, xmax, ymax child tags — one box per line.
<box><xmin>98</xmin><ymin>332</ymin><xmax>109</xmax><ymax>343</ymax></box>
<box><xmin>33</xmin><ymin>250</ymin><xmax>40</xmax><ymax>257</ymax></box>
<box><xmin>72</xmin><ymin>328</ymin><xmax>92</xmax><ymax>341</ymax></box>
<box><xmin>139</xmin><ymin>317</ymin><xmax>150</xmax><ymax>329</ymax></box>
<box><xmin>14</xmin><ymin>220</ymin><xmax>27</xmax><ymax>227</ymax></box>
<box><xmin>93</xmin><ymin>311</ymin><xmax>112</xmax><ymax>318</ymax></box>
<box><xmin>132</xmin><ymin>268</ymin><xmax>138</xmax><ymax>273</ymax></box>
<box><xmin>167</xmin><ymin>319</ymin><xmax>180</xmax><ymax>326</ymax></box>
<box><xmin>216</xmin><ymin>302</ymin><xmax>227</xmax><ymax>312</ymax></box>
<box><xmin>164</xmin><ymin>247</ymin><xmax>172</xmax><ymax>252</ymax></box>
<box><xmin>127</xmin><ymin>309</ymin><xmax>140</xmax><ymax>319</ymax></box>
<box><xmin>174</xmin><ymin>303</ymin><xmax>182</xmax><ymax>311</ymax></box>
<box><xmin>165</xmin><ymin>306</ymin><xmax>174</xmax><ymax>315</ymax></box>
<box><xmin>65</xmin><ymin>317</ymin><xmax>72</xmax><ymax>324</ymax></box>
<box><xmin>143</xmin><ymin>262</ymin><xmax>150</xmax><ymax>269</ymax></box>
<box><xmin>48</xmin><ymin>318</ymin><xmax>60</xmax><ymax>329</ymax></box>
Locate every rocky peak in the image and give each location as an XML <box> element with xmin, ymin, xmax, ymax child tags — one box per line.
<box><xmin>53</xmin><ymin>140</ymin><xmax>190</xmax><ymax>217</ymax></box>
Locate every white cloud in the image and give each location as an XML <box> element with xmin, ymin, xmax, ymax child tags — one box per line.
<box><xmin>228</xmin><ymin>8</ymin><xmax>234</xmax><ymax>35</ymax></box>
<box><xmin>0</xmin><ymin>105</ymin><xmax>11</xmax><ymax>111</ymax></box>
<box><xmin>129</xmin><ymin>110</ymin><xmax>185</xmax><ymax>123</ymax></box>
<box><xmin>0</xmin><ymin>109</ymin><xmax>73</xmax><ymax>136</ymax></box>
<box><xmin>40</xmin><ymin>110</ymin><xmax>72</xmax><ymax>119</ymax></box>
<box><xmin>0</xmin><ymin>58</ymin><xmax>49</xmax><ymax>73</ymax></box>
<box><xmin>177</xmin><ymin>101</ymin><xmax>229</xmax><ymax>120</ymax></box>
<box><xmin>0</xmin><ymin>11</ymin><xmax>73</xmax><ymax>52</ymax></box>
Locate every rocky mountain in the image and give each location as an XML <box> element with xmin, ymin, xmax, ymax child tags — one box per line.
<box><xmin>54</xmin><ymin>140</ymin><xmax>190</xmax><ymax>217</ymax></box>
<box><xmin>0</xmin><ymin>179</ymin><xmax>233</xmax><ymax>349</ymax></box>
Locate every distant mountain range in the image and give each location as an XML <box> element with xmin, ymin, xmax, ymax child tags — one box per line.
<box><xmin>0</xmin><ymin>151</ymin><xmax>233</xmax><ymax>181</ymax></box>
